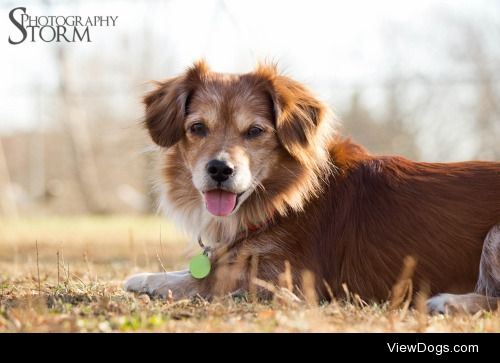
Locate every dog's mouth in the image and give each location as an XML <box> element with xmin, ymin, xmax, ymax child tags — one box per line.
<box><xmin>203</xmin><ymin>189</ymin><xmax>243</xmax><ymax>217</ymax></box>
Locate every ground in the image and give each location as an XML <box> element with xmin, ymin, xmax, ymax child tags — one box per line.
<box><xmin>0</xmin><ymin>216</ymin><xmax>498</xmax><ymax>332</ymax></box>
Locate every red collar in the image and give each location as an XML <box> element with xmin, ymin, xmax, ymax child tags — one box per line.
<box><xmin>247</xmin><ymin>222</ymin><xmax>265</xmax><ymax>232</ymax></box>
<box><xmin>246</xmin><ymin>216</ymin><xmax>275</xmax><ymax>233</ymax></box>
<box><xmin>198</xmin><ymin>216</ymin><xmax>276</xmax><ymax>256</ymax></box>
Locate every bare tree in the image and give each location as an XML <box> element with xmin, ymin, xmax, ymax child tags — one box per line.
<box><xmin>56</xmin><ymin>47</ymin><xmax>108</xmax><ymax>214</ymax></box>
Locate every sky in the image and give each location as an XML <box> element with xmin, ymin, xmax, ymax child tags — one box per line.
<box><xmin>0</xmin><ymin>0</ymin><xmax>498</xmax><ymax>159</ymax></box>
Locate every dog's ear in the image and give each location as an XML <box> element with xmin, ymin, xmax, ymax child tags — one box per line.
<box><xmin>254</xmin><ymin>64</ymin><xmax>331</xmax><ymax>167</ymax></box>
<box><xmin>144</xmin><ymin>60</ymin><xmax>210</xmax><ymax>147</ymax></box>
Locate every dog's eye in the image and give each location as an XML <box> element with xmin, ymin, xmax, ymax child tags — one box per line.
<box><xmin>246</xmin><ymin>126</ymin><xmax>264</xmax><ymax>139</ymax></box>
<box><xmin>189</xmin><ymin>122</ymin><xmax>207</xmax><ymax>136</ymax></box>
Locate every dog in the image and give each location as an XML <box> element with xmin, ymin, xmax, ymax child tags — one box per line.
<box><xmin>124</xmin><ymin>60</ymin><xmax>500</xmax><ymax>314</ymax></box>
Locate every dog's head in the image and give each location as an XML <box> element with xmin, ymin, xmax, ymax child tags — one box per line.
<box><xmin>145</xmin><ymin>61</ymin><xmax>334</xmax><ymax>234</ymax></box>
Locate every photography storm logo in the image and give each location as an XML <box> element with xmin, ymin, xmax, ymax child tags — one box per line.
<box><xmin>8</xmin><ymin>7</ymin><xmax>118</xmax><ymax>44</ymax></box>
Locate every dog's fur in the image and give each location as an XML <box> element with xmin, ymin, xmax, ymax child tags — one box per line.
<box><xmin>125</xmin><ymin>61</ymin><xmax>500</xmax><ymax>314</ymax></box>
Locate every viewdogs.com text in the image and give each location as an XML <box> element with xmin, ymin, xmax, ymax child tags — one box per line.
<box><xmin>8</xmin><ymin>7</ymin><xmax>118</xmax><ymax>44</ymax></box>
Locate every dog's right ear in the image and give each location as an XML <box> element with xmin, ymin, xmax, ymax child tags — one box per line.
<box><xmin>143</xmin><ymin>60</ymin><xmax>209</xmax><ymax>147</ymax></box>
<box><xmin>252</xmin><ymin>63</ymin><xmax>333</xmax><ymax>170</ymax></box>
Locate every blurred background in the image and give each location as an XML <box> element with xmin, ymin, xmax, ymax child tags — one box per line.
<box><xmin>1</xmin><ymin>0</ymin><xmax>499</xmax><ymax>217</ymax></box>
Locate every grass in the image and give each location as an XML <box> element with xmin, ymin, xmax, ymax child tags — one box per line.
<box><xmin>0</xmin><ymin>216</ymin><xmax>498</xmax><ymax>332</ymax></box>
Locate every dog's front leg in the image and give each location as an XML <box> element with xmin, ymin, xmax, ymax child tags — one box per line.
<box><xmin>124</xmin><ymin>270</ymin><xmax>202</xmax><ymax>299</ymax></box>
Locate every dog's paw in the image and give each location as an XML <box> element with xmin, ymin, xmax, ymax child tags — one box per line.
<box><xmin>426</xmin><ymin>293</ymin><xmax>455</xmax><ymax>314</ymax></box>
<box><xmin>426</xmin><ymin>293</ymin><xmax>493</xmax><ymax>314</ymax></box>
<box><xmin>123</xmin><ymin>270</ymin><xmax>198</xmax><ymax>299</ymax></box>
<box><xmin>123</xmin><ymin>272</ymin><xmax>152</xmax><ymax>293</ymax></box>
<box><xmin>123</xmin><ymin>272</ymin><xmax>170</xmax><ymax>298</ymax></box>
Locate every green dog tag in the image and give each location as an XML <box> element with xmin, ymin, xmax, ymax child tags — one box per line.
<box><xmin>189</xmin><ymin>254</ymin><xmax>211</xmax><ymax>279</ymax></box>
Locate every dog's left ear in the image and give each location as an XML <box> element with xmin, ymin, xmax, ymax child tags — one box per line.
<box><xmin>143</xmin><ymin>60</ymin><xmax>209</xmax><ymax>147</ymax></box>
<box><xmin>254</xmin><ymin>64</ymin><xmax>332</xmax><ymax>167</ymax></box>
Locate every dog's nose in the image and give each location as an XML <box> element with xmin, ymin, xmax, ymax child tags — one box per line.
<box><xmin>206</xmin><ymin>159</ymin><xmax>234</xmax><ymax>182</ymax></box>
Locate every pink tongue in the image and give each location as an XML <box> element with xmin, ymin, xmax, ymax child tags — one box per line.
<box><xmin>204</xmin><ymin>190</ymin><xmax>237</xmax><ymax>216</ymax></box>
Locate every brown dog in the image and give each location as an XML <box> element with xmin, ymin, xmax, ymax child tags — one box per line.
<box><xmin>124</xmin><ymin>61</ymin><xmax>500</xmax><ymax>313</ymax></box>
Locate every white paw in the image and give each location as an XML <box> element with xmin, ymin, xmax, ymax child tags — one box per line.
<box><xmin>426</xmin><ymin>293</ymin><xmax>455</xmax><ymax>314</ymax></box>
<box><xmin>123</xmin><ymin>270</ymin><xmax>197</xmax><ymax>299</ymax></box>
<box><xmin>123</xmin><ymin>272</ymin><xmax>168</xmax><ymax>297</ymax></box>
<box><xmin>123</xmin><ymin>273</ymin><xmax>152</xmax><ymax>293</ymax></box>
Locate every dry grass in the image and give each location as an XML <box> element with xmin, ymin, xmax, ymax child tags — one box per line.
<box><xmin>0</xmin><ymin>216</ymin><xmax>498</xmax><ymax>332</ymax></box>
